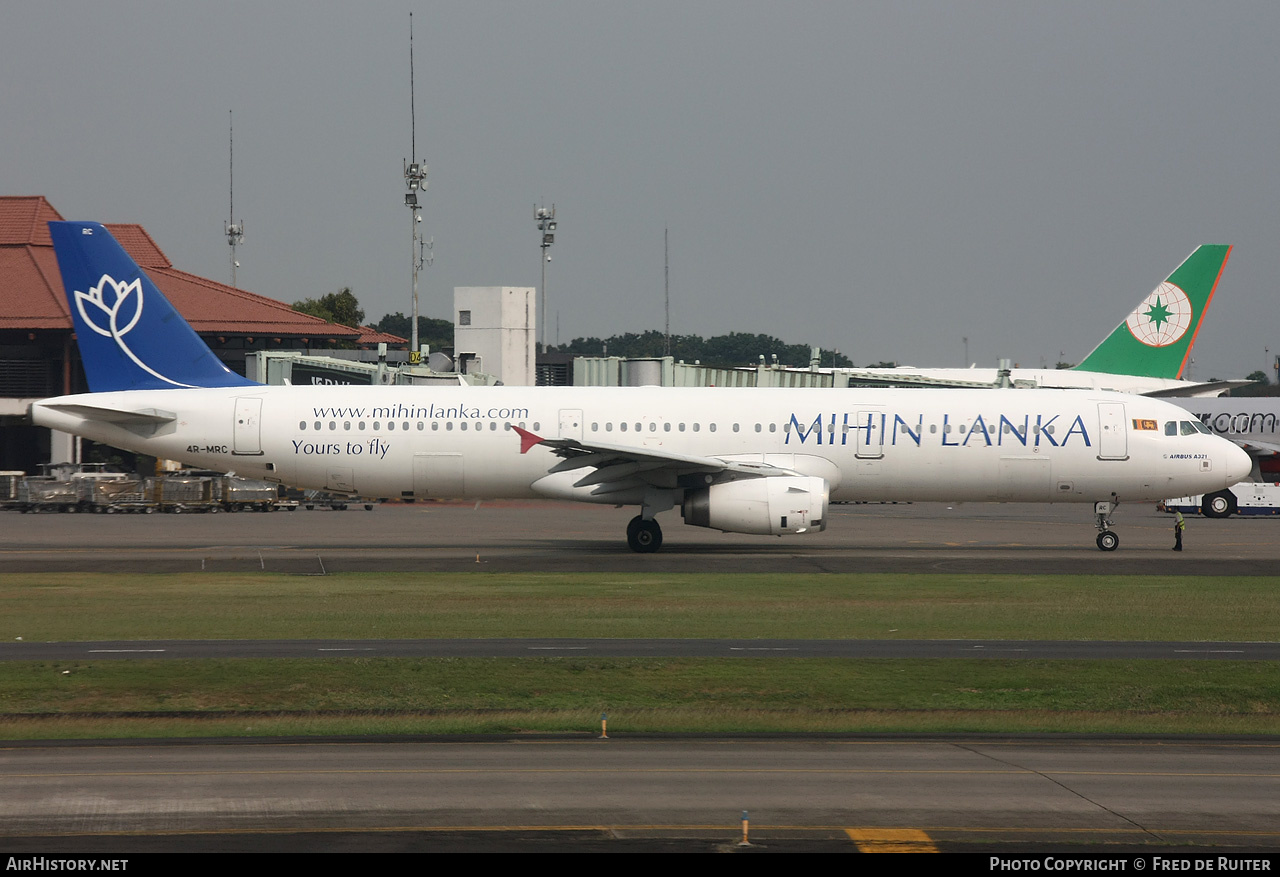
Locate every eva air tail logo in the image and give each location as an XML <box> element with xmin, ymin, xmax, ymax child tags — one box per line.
<box><xmin>1125</xmin><ymin>281</ymin><xmax>1193</xmax><ymax>347</ymax></box>
<box><xmin>73</xmin><ymin>273</ymin><xmax>196</xmax><ymax>388</ymax></box>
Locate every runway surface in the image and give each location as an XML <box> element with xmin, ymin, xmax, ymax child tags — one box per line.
<box><xmin>3</xmin><ymin>738</ymin><xmax>1279</xmax><ymax>853</ymax></box>
<box><xmin>2</xmin><ymin>499</ymin><xmax>1278</xmax><ymax>574</ymax></box>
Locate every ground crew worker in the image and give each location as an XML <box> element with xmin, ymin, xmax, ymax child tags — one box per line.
<box><xmin>1173</xmin><ymin>510</ymin><xmax>1185</xmax><ymax>551</ymax></box>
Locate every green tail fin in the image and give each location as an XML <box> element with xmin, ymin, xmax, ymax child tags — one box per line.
<box><xmin>1075</xmin><ymin>245</ymin><xmax>1231</xmax><ymax>379</ymax></box>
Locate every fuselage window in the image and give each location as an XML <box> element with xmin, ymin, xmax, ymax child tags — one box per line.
<box><xmin>679</xmin><ymin>423</ymin><xmax>686</xmax><ymax>432</ymax></box>
<box><xmin>1045</xmin><ymin>425</ymin><xmax>1055</xmax><ymax>435</ymax></box>
<box><xmin>417</xmin><ymin>422</ymin><xmax>424</xmax><ymax>431</ymax></box>
<box><xmin>314</xmin><ymin>421</ymin><xmax>322</xmax><ymax>431</ymax></box>
<box><xmin>649</xmin><ymin>422</ymin><xmax>656</xmax><ymax>432</ymax></box>
<box><xmin>770</xmin><ymin>423</ymin><xmax>777</xmax><ymax>433</ymax></box>
<box><xmin>959</xmin><ymin>424</ymin><xmax>966</xmax><ymax>434</ymax></box>
<box><xmin>929</xmin><ymin>423</ymin><xmax>937</xmax><ymax>434</ymax></box>
<box><xmin>373</xmin><ymin>422</ymin><xmax>380</xmax><ymax>431</ymax></box>
<box><xmin>754</xmin><ymin>423</ymin><xmax>761</xmax><ymax>433</ymax></box>
<box><xmin>504</xmin><ymin>422</ymin><xmax>512</xmax><ymax>431</ymax></box>
<box><xmin>709</xmin><ymin>423</ymin><xmax>716</xmax><ymax>433</ymax></box>
<box><xmin>299</xmin><ymin>421</ymin><xmax>306</xmax><ymax>430</ymax></box>
<box><xmin>606</xmin><ymin>422</ymin><xmax>613</xmax><ymax>432</ymax></box>
<box><xmin>635</xmin><ymin>423</ymin><xmax>641</xmax><ymax>432</ymax></box>
<box><xmin>460</xmin><ymin>422</ymin><xmax>467</xmax><ymax>431</ymax></box>
<box><xmin>344</xmin><ymin>422</ymin><xmax>351</xmax><ymax>431</ymax></box>
<box><xmin>783</xmin><ymin>422</ymin><xmax>790</xmax><ymax>433</ymax></box>
<box><xmin>446</xmin><ymin>422</ymin><xmax>453</xmax><ymax>431</ymax></box>
<box><xmin>733</xmin><ymin>423</ymin><xmax>740</xmax><ymax>433</ymax></box>
<box><xmin>404</xmin><ymin>422</ymin><xmax>411</xmax><ymax>431</ymax></box>
<box><xmin>664</xmin><ymin>422</ymin><xmax>671</xmax><ymax>432</ymax></box>
<box><xmin>620</xmin><ymin>422</ymin><xmax>628</xmax><ymax>432</ymax></box>
<box><xmin>693</xmin><ymin>423</ymin><xmax>701</xmax><ymax>432</ymax></box>
<box><xmin>329</xmin><ymin>422</ymin><xmax>336</xmax><ymax>431</ymax></box>
<box><xmin>358</xmin><ymin>421</ymin><xmax>366</xmax><ymax>430</ymax></box>
<box><xmin>387</xmin><ymin>421</ymin><xmax>394</xmax><ymax>431</ymax></box>
<box><xmin>490</xmin><ymin>422</ymin><xmax>497</xmax><ymax>431</ymax></box>
<box><xmin>533</xmin><ymin>422</ymin><xmax>540</xmax><ymax>430</ymax></box>
<box><xmin>432</xmin><ymin>422</ymin><xmax>439</xmax><ymax>431</ymax></box>
<box><xmin>592</xmin><ymin>423</ymin><xmax>598</xmax><ymax>432</ymax></box>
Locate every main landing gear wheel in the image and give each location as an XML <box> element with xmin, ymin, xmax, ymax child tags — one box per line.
<box><xmin>1096</xmin><ymin>531</ymin><xmax>1119</xmax><ymax>552</ymax></box>
<box><xmin>626</xmin><ymin>515</ymin><xmax>663</xmax><ymax>553</ymax></box>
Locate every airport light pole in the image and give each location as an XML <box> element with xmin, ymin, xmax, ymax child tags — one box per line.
<box><xmin>225</xmin><ymin>111</ymin><xmax>244</xmax><ymax>288</ymax></box>
<box><xmin>535</xmin><ymin>204</ymin><xmax>556</xmax><ymax>351</ymax></box>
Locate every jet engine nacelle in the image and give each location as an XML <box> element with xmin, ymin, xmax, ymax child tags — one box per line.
<box><xmin>682</xmin><ymin>475</ymin><xmax>829</xmax><ymax>536</ymax></box>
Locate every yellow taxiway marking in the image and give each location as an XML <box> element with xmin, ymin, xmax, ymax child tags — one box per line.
<box><xmin>845</xmin><ymin>828</ymin><xmax>939</xmax><ymax>853</ymax></box>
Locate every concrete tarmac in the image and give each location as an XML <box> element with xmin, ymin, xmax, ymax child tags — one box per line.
<box><xmin>2</xmin><ymin>738</ymin><xmax>1279</xmax><ymax>853</ymax></box>
<box><xmin>1</xmin><ymin>499</ymin><xmax>1276</xmax><ymax>574</ymax></box>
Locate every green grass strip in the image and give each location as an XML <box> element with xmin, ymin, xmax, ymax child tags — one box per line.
<box><xmin>2</xmin><ymin>658</ymin><xmax>1277</xmax><ymax>739</ymax></box>
<box><xmin>4</xmin><ymin>572</ymin><xmax>1280</xmax><ymax>641</ymax></box>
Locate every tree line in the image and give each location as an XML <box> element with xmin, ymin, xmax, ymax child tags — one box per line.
<box><xmin>293</xmin><ymin>290</ymin><xmax>851</xmax><ymax>368</ymax></box>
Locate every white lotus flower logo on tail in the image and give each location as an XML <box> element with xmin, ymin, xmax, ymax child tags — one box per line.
<box><xmin>75</xmin><ymin>274</ymin><xmax>143</xmax><ymax>340</ymax></box>
<box><xmin>72</xmin><ymin>273</ymin><xmax>195</xmax><ymax>387</ymax></box>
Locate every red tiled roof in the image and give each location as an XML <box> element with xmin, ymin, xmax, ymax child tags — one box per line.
<box><xmin>0</xmin><ymin>196</ymin><xmax>62</xmax><ymax>247</ymax></box>
<box><xmin>356</xmin><ymin>326</ymin><xmax>408</xmax><ymax>346</ymax></box>
<box><xmin>0</xmin><ymin>196</ymin><xmax>360</xmax><ymax>339</ymax></box>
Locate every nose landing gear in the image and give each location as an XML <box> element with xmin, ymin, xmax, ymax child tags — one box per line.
<box><xmin>1094</xmin><ymin>499</ymin><xmax>1119</xmax><ymax>551</ymax></box>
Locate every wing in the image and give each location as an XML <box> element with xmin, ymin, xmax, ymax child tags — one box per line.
<box><xmin>1233</xmin><ymin>437</ymin><xmax>1280</xmax><ymax>458</ymax></box>
<box><xmin>512</xmin><ymin>425</ymin><xmax>800</xmax><ymax>495</ymax></box>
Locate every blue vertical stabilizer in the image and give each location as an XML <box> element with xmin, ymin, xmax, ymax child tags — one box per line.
<box><xmin>49</xmin><ymin>221</ymin><xmax>258</xmax><ymax>392</ymax></box>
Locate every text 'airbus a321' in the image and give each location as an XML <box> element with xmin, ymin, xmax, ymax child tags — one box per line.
<box><xmin>31</xmin><ymin>222</ymin><xmax>1252</xmax><ymax>552</ymax></box>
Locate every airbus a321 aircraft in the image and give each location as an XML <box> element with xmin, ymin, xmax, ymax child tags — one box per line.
<box><xmin>32</xmin><ymin>222</ymin><xmax>1251</xmax><ymax>552</ymax></box>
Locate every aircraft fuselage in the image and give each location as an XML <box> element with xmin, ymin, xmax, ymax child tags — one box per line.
<box><xmin>33</xmin><ymin>385</ymin><xmax>1248</xmax><ymax>506</ymax></box>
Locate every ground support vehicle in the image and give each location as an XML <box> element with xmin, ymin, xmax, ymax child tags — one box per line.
<box><xmin>150</xmin><ymin>475</ymin><xmax>221</xmax><ymax>513</ymax></box>
<box><xmin>221</xmin><ymin>478</ymin><xmax>279</xmax><ymax>512</ymax></box>
<box><xmin>1160</xmin><ymin>482</ymin><xmax>1280</xmax><ymax>518</ymax></box>
<box><xmin>79</xmin><ymin>478</ymin><xmax>155</xmax><ymax>513</ymax></box>
<box><xmin>0</xmin><ymin>472</ymin><xmax>23</xmax><ymax>511</ymax></box>
<box><xmin>17</xmin><ymin>479</ymin><xmax>79</xmax><ymax>512</ymax></box>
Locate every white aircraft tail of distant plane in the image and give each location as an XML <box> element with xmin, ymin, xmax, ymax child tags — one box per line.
<box><xmin>833</xmin><ymin>245</ymin><xmax>1243</xmax><ymax>397</ymax></box>
<box><xmin>32</xmin><ymin>222</ymin><xmax>1251</xmax><ymax>551</ymax></box>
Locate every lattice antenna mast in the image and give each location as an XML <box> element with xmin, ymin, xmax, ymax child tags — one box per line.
<box><xmin>225</xmin><ymin>110</ymin><xmax>244</xmax><ymax>287</ymax></box>
<box><xmin>403</xmin><ymin>11</ymin><xmax>432</xmax><ymax>358</ymax></box>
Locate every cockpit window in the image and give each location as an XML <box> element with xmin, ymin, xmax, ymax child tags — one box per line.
<box><xmin>1180</xmin><ymin>421</ymin><xmax>1198</xmax><ymax>436</ymax></box>
<box><xmin>1164</xmin><ymin>421</ymin><xmax>1177</xmax><ymax>436</ymax></box>
<box><xmin>1192</xmin><ymin>420</ymin><xmax>1212</xmax><ymax>435</ymax></box>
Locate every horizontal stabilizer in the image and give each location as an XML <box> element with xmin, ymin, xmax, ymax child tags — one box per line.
<box><xmin>36</xmin><ymin>402</ymin><xmax>176</xmax><ymax>425</ymax></box>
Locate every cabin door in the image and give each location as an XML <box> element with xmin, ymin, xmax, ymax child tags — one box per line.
<box><xmin>232</xmin><ymin>397</ymin><xmax>263</xmax><ymax>456</ymax></box>
<box><xmin>1097</xmin><ymin>403</ymin><xmax>1128</xmax><ymax>460</ymax></box>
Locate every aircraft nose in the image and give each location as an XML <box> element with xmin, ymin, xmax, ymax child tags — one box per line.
<box><xmin>1223</xmin><ymin>441</ymin><xmax>1252</xmax><ymax>485</ymax></box>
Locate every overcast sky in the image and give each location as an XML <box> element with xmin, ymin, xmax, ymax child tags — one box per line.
<box><xmin>5</xmin><ymin>2</ymin><xmax>1278</xmax><ymax>379</ymax></box>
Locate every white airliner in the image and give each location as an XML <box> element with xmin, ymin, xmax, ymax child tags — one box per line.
<box><xmin>31</xmin><ymin>222</ymin><xmax>1251</xmax><ymax>552</ymax></box>
<box><xmin>831</xmin><ymin>246</ymin><xmax>1242</xmax><ymax>397</ymax></box>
